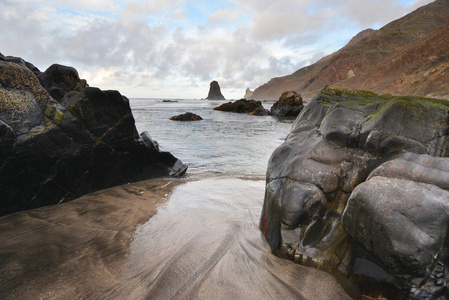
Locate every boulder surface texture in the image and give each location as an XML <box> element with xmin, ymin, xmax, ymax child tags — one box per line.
<box><xmin>206</xmin><ymin>80</ymin><xmax>225</xmax><ymax>100</ymax></box>
<box><xmin>260</xmin><ymin>86</ymin><xmax>449</xmax><ymax>299</ymax></box>
<box><xmin>0</xmin><ymin>54</ymin><xmax>187</xmax><ymax>216</ymax></box>
<box><xmin>270</xmin><ymin>90</ymin><xmax>304</xmax><ymax>117</ymax></box>
<box><xmin>214</xmin><ymin>99</ymin><xmax>270</xmax><ymax>115</ymax></box>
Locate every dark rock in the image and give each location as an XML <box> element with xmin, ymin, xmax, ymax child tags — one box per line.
<box><xmin>270</xmin><ymin>91</ymin><xmax>304</xmax><ymax>117</ymax></box>
<box><xmin>169</xmin><ymin>112</ymin><xmax>203</xmax><ymax>121</ymax></box>
<box><xmin>213</xmin><ymin>99</ymin><xmax>267</xmax><ymax>115</ymax></box>
<box><xmin>260</xmin><ymin>86</ymin><xmax>449</xmax><ymax>299</ymax></box>
<box><xmin>0</xmin><ymin>54</ymin><xmax>187</xmax><ymax>216</ymax></box>
<box><xmin>249</xmin><ymin>106</ymin><xmax>271</xmax><ymax>116</ymax></box>
<box><xmin>206</xmin><ymin>80</ymin><xmax>225</xmax><ymax>100</ymax></box>
<box><xmin>37</xmin><ymin>64</ymin><xmax>88</xmax><ymax>101</ymax></box>
<box><xmin>162</xmin><ymin>100</ymin><xmax>178</xmax><ymax>103</ymax></box>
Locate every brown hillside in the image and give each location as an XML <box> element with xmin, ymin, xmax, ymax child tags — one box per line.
<box><xmin>251</xmin><ymin>0</ymin><xmax>449</xmax><ymax>100</ymax></box>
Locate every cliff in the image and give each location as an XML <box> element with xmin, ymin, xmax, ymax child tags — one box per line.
<box><xmin>251</xmin><ymin>0</ymin><xmax>449</xmax><ymax>100</ymax></box>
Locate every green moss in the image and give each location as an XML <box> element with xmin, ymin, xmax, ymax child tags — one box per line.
<box><xmin>318</xmin><ymin>85</ymin><xmax>449</xmax><ymax>109</ymax></box>
<box><xmin>70</xmin><ymin>103</ymin><xmax>80</xmax><ymax>114</ymax></box>
<box><xmin>54</xmin><ymin>109</ymin><xmax>65</xmax><ymax>124</ymax></box>
<box><xmin>318</xmin><ymin>86</ymin><xmax>393</xmax><ymax>106</ymax></box>
<box><xmin>44</xmin><ymin>105</ymin><xmax>55</xmax><ymax>119</ymax></box>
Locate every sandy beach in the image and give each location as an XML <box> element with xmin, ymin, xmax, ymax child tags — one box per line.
<box><xmin>0</xmin><ymin>176</ymin><xmax>349</xmax><ymax>299</ymax></box>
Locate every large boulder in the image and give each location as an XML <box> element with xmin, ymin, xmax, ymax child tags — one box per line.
<box><xmin>260</xmin><ymin>86</ymin><xmax>449</xmax><ymax>299</ymax></box>
<box><xmin>0</xmin><ymin>54</ymin><xmax>187</xmax><ymax>216</ymax></box>
<box><xmin>206</xmin><ymin>80</ymin><xmax>225</xmax><ymax>100</ymax></box>
<box><xmin>270</xmin><ymin>90</ymin><xmax>304</xmax><ymax>117</ymax></box>
<box><xmin>214</xmin><ymin>99</ymin><xmax>270</xmax><ymax>115</ymax></box>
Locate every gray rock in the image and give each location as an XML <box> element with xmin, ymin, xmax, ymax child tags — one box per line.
<box><xmin>0</xmin><ymin>54</ymin><xmax>187</xmax><ymax>216</ymax></box>
<box><xmin>260</xmin><ymin>86</ymin><xmax>449</xmax><ymax>298</ymax></box>
<box><xmin>342</xmin><ymin>176</ymin><xmax>449</xmax><ymax>280</ymax></box>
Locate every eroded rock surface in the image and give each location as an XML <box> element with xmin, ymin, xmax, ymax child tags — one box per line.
<box><xmin>271</xmin><ymin>90</ymin><xmax>304</xmax><ymax>117</ymax></box>
<box><xmin>0</xmin><ymin>54</ymin><xmax>187</xmax><ymax>216</ymax></box>
<box><xmin>260</xmin><ymin>86</ymin><xmax>449</xmax><ymax>299</ymax></box>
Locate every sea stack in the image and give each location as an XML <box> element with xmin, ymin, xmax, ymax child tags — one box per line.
<box><xmin>206</xmin><ymin>81</ymin><xmax>225</xmax><ymax>100</ymax></box>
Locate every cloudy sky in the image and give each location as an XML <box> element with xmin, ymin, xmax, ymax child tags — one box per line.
<box><xmin>1</xmin><ymin>0</ymin><xmax>433</xmax><ymax>99</ymax></box>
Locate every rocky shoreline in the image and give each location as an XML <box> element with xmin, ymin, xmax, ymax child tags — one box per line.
<box><xmin>0</xmin><ymin>54</ymin><xmax>187</xmax><ymax>216</ymax></box>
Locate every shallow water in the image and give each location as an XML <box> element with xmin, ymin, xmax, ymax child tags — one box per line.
<box><xmin>106</xmin><ymin>178</ymin><xmax>349</xmax><ymax>299</ymax></box>
<box><xmin>0</xmin><ymin>177</ymin><xmax>349</xmax><ymax>299</ymax></box>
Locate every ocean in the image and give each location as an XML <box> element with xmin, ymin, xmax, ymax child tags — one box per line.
<box><xmin>129</xmin><ymin>98</ymin><xmax>294</xmax><ymax>177</ymax></box>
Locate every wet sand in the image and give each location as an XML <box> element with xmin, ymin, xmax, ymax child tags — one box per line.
<box><xmin>0</xmin><ymin>177</ymin><xmax>350</xmax><ymax>299</ymax></box>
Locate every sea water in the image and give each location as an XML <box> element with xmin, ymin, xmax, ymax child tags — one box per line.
<box><xmin>129</xmin><ymin>98</ymin><xmax>294</xmax><ymax>177</ymax></box>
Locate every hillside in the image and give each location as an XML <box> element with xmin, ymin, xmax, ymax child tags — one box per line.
<box><xmin>250</xmin><ymin>0</ymin><xmax>449</xmax><ymax>100</ymax></box>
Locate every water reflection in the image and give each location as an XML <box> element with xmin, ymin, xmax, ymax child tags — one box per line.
<box><xmin>107</xmin><ymin>178</ymin><xmax>349</xmax><ymax>299</ymax></box>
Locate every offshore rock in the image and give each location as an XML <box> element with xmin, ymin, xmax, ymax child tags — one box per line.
<box><xmin>271</xmin><ymin>90</ymin><xmax>304</xmax><ymax>117</ymax></box>
<box><xmin>249</xmin><ymin>106</ymin><xmax>271</xmax><ymax>116</ymax></box>
<box><xmin>260</xmin><ymin>86</ymin><xmax>449</xmax><ymax>299</ymax></box>
<box><xmin>206</xmin><ymin>80</ymin><xmax>225</xmax><ymax>100</ymax></box>
<box><xmin>214</xmin><ymin>99</ymin><xmax>268</xmax><ymax>115</ymax></box>
<box><xmin>250</xmin><ymin>0</ymin><xmax>449</xmax><ymax>100</ymax></box>
<box><xmin>169</xmin><ymin>112</ymin><xmax>203</xmax><ymax>121</ymax></box>
<box><xmin>0</xmin><ymin>54</ymin><xmax>187</xmax><ymax>216</ymax></box>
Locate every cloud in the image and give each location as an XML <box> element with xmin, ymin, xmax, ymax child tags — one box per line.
<box><xmin>122</xmin><ymin>0</ymin><xmax>185</xmax><ymax>18</ymax></box>
<box><xmin>0</xmin><ymin>0</ymin><xmax>436</xmax><ymax>98</ymax></box>
<box><xmin>209</xmin><ymin>9</ymin><xmax>242</xmax><ymax>24</ymax></box>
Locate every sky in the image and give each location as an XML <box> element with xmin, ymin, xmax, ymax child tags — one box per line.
<box><xmin>0</xmin><ymin>0</ymin><xmax>434</xmax><ymax>99</ymax></box>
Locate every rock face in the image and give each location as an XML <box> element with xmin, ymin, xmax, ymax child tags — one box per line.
<box><xmin>260</xmin><ymin>86</ymin><xmax>449</xmax><ymax>299</ymax></box>
<box><xmin>169</xmin><ymin>112</ymin><xmax>203</xmax><ymax>121</ymax></box>
<box><xmin>206</xmin><ymin>81</ymin><xmax>225</xmax><ymax>100</ymax></box>
<box><xmin>270</xmin><ymin>91</ymin><xmax>304</xmax><ymax>117</ymax></box>
<box><xmin>251</xmin><ymin>0</ymin><xmax>449</xmax><ymax>100</ymax></box>
<box><xmin>0</xmin><ymin>54</ymin><xmax>187</xmax><ymax>216</ymax></box>
<box><xmin>213</xmin><ymin>99</ymin><xmax>270</xmax><ymax>115</ymax></box>
<box><xmin>243</xmin><ymin>88</ymin><xmax>254</xmax><ymax>99</ymax></box>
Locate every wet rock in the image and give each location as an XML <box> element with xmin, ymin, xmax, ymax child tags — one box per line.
<box><xmin>206</xmin><ymin>80</ymin><xmax>225</xmax><ymax>100</ymax></box>
<box><xmin>0</xmin><ymin>54</ymin><xmax>187</xmax><ymax>216</ymax></box>
<box><xmin>270</xmin><ymin>90</ymin><xmax>304</xmax><ymax>117</ymax></box>
<box><xmin>260</xmin><ymin>86</ymin><xmax>449</xmax><ymax>299</ymax></box>
<box><xmin>214</xmin><ymin>99</ymin><xmax>267</xmax><ymax>115</ymax></box>
<box><xmin>169</xmin><ymin>112</ymin><xmax>203</xmax><ymax>121</ymax></box>
<box><xmin>249</xmin><ymin>106</ymin><xmax>271</xmax><ymax>116</ymax></box>
<box><xmin>37</xmin><ymin>64</ymin><xmax>88</xmax><ymax>101</ymax></box>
